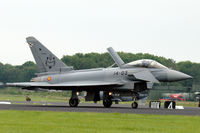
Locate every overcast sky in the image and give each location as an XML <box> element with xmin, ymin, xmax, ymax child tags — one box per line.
<box><xmin>0</xmin><ymin>0</ymin><xmax>200</xmax><ymax>65</ymax></box>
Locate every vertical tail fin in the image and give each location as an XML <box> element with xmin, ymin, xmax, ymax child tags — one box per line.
<box><xmin>107</xmin><ymin>47</ymin><xmax>125</xmax><ymax>68</ymax></box>
<box><xmin>26</xmin><ymin>37</ymin><xmax>72</xmax><ymax>73</ymax></box>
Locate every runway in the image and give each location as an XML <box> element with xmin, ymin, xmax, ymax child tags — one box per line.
<box><xmin>0</xmin><ymin>101</ymin><xmax>199</xmax><ymax>116</ymax></box>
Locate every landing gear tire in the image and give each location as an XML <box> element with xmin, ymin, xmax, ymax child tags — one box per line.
<box><xmin>103</xmin><ymin>99</ymin><xmax>112</xmax><ymax>108</ymax></box>
<box><xmin>131</xmin><ymin>102</ymin><xmax>138</xmax><ymax>109</ymax></box>
<box><xmin>69</xmin><ymin>98</ymin><xmax>79</xmax><ymax>107</ymax></box>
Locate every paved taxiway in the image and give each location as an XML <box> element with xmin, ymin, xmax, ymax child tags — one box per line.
<box><xmin>0</xmin><ymin>101</ymin><xmax>199</xmax><ymax>116</ymax></box>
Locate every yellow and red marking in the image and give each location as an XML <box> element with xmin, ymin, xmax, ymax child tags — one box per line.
<box><xmin>47</xmin><ymin>76</ymin><xmax>51</xmax><ymax>81</ymax></box>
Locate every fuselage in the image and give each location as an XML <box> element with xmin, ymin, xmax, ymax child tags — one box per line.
<box><xmin>31</xmin><ymin>66</ymin><xmax>191</xmax><ymax>91</ymax></box>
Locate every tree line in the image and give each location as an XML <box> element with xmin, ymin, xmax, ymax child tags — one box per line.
<box><xmin>0</xmin><ymin>52</ymin><xmax>198</xmax><ymax>87</ymax></box>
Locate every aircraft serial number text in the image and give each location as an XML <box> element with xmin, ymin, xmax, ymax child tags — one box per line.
<box><xmin>114</xmin><ymin>71</ymin><xmax>128</xmax><ymax>76</ymax></box>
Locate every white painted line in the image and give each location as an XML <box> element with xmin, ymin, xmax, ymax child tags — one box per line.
<box><xmin>0</xmin><ymin>102</ymin><xmax>11</xmax><ymax>104</ymax></box>
<box><xmin>175</xmin><ymin>106</ymin><xmax>184</xmax><ymax>109</ymax></box>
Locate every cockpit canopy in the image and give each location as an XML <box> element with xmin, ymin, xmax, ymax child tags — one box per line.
<box><xmin>127</xmin><ymin>59</ymin><xmax>167</xmax><ymax>69</ymax></box>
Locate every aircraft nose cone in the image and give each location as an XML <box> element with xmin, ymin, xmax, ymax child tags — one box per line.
<box><xmin>167</xmin><ymin>70</ymin><xmax>192</xmax><ymax>81</ymax></box>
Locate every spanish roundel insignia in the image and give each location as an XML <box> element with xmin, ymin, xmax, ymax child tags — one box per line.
<box><xmin>47</xmin><ymin>76</ymin><xmax>51</xmax><ymax>81</ymax></box>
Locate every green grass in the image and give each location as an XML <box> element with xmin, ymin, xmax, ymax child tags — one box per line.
<box><xmin>175</xmin><ymin>101</ymin><xmax>199</xmax><ymax>107</ymax></box>
<box><xmin>0</xmin><ymin>88</ymin><xmax>69</xmax><ymax>102</ymax></box>
<box><xmin>0</xmin><ymin>110</ymin><xmax>199</xmax><ymax>133</ymax></box>
<box><xmin>0</xmin><ymin>94</ymin><xmax>68</xmax><ymax>102</ymax></box>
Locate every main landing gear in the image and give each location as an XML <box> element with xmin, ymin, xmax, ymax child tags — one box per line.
<box><xmin>69</xmin><ymin>91</ymin><xmax>80</xmax><ymax>107</ymax></box>
<box><xmin>103</xmin><ymin>92</ymin><xmax>112</xmax><ymax>108</ymax></box>
<box><xmin>103</xmin><ymin>98</ymin><xmax>112</xmax><ymax>108</ymax></box>
<box><xmin>69</xmin><ymin>98</ymin><xmax>79</xmax><ymax>107</ymax></box>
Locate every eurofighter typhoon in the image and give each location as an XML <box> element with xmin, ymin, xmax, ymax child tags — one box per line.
<box><xmin>7</xmin><ymin>37</ymin><xmax>192</xmax><ymax>108</ymax></box>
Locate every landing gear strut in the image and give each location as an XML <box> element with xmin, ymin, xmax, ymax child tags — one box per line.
<box><xmin>69</xmin><ymin>91</ymin><xmax>79</xmax><ymax>107</ymax></box>
<box><xmin>103</xmin><ymin>92</ymin><xmax>112</xmax><ymax>108</ymax></box>
<box><xmin>131</xmin><ymin>93</ymin><xmax>138</xmax><ymax>109</ymax></box>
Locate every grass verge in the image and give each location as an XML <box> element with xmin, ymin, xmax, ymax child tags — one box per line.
<box><xmin>0</xmin><ymin>110</ymin><xmax>199</xmax><ymax>133</ymax></box>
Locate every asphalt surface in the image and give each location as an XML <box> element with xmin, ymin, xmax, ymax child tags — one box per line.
<box><xmin>0</xmin><ymin>101</ymin><xmax>199</xmax><ymax>116</ymax></box>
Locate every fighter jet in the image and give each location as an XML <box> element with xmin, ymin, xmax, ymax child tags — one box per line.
<box><xmin>7</xmin><ymin>37</ymin><xmax>192</xmax><ymax>108</ymax></box>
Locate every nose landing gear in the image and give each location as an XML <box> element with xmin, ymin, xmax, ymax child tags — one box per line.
<box><xmin>131</xmin><ymin>93</ymin><xmax>139</xmax><ymax>109</ymax></box>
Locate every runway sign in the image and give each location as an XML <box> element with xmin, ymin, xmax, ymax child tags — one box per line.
<box><xmin>164</xmin><ymin>101</ymin><xmax>176</xmax><ymax>109</ymax></box>
<box><xmin>149</xmin><ymin>101</ymin><xmax>161</xmax><ymax>109</ymax></box>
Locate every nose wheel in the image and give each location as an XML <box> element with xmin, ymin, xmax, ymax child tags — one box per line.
<box><xmin>131</xmin><ymin>102</ymin><xmax>138</xmax><ymax>109</ymax></box>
